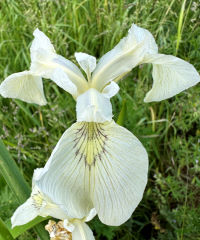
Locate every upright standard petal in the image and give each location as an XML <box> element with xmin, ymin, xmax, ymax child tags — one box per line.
<box><xmin>72</xmin><ymin>220</ymin><xmax>95</xmax><ymax>240</ymax></box>
<box><xmin>30</xmin><ymin>29</ymin><xmax>88</xmax><ymax>95</ymax></box>
<box><xmin>91</xmin><ymin>23</ymin><xmax>158</xmax><ymax>91</ymax></box>
<box><xmin>0</xmin><ymin>71</ymin><xmax>47</xmax><ymax>105</ymax></box>
<box><xmin>30</xmin><ymin>28</ymin><xmax>56</xmax><ymax>61</ymax></box>
<box><xmin>36</xmin><ymin>121</ymin><xmax>148</xmax><ymax>226</ymax></box>
<box><xmin>143</xmin><ymin>54</ymin><xmax>200</xmax><ymax>102</ymax></box>
<box><xmin>75</xmin><ymin>52</ymin><xmax>96</xmax><ymax>78</ymax></box>
<box><xmin>51</xmin><ymin>69</ymin><xmax>78</xmax><ymax>97</ymax></box>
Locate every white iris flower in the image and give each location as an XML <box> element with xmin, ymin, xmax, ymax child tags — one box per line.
<box><xmin>12</xmin><ymin>169</ymin><xmax>96</xmax><ymax>240</ymax></box>
<box><xmin>1</xmin><ymin>23</ymin><xmax>199</xmax><ymax>226</ymax></box>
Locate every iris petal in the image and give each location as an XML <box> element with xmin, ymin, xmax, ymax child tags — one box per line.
<box><xmin>11</xmin><ymin>198</ymin><xmax>37</xmax><ymax>228</ymax></box>
<box><xmin>143</xmin><ymin>54</ymin><xmax>200</xmax><ymax>102</ymax></box>
<box><xmin>75</xmin><ymin>52</ymin><xmax>96</xmax><ymax>77</ymax></box>
<box><xmin>72</xmin><ymin>221</ymin><xmax>95</xmax><ymax>240</ymax></box>
<box><xmin>91</xmin><ymin>24</ymin><xmax>158</xmax><ymax>91</ymax></box>
<box><xmin>76</xmin><ymin>88</ymin><xmax>113</xmax><ymax>122</ymax></box>
<box><xmin>30</xmin><ymin>28</ymin><xmax>88</xmax><ymax>95</ymax></box>
<box><xmin>0</xmin><ymin>71</ymin><xmax>47</xmax><ymax>105</ymax></box>
<box><xmin>36</xmin><ymin>121</ymin><xmax>148</xmax><ymax>226</ymax></box>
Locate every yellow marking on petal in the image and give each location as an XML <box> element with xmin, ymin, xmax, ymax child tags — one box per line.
<box><xmin>32</xmin><ymin>191</ymin><xmax>45</xmax><ymax>209</ymax></box>
<box><xmin>74</xmin><ymin>122</ymin><xmax>108</xmax><ymax>166</ymax></box>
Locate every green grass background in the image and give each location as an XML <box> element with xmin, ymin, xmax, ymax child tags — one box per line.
<box><xmin>0</xmin><ymin>0</ymin><xmax>200</xmax><ymax>239</ymax></box>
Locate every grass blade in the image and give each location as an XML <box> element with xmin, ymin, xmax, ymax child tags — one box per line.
<box><xmin>5</xmin><ymin>217</ymin><xmax>49</xmax><ymax>238</ymax></box>
<box><xmin>176</xmin><ymin>0</ymin><xmax>186</xmax><ymax>54</ymax></box>
<box><xmin>0</xmin><ymin>217</ymin><xmax>14</xmax><ymax>240</ymax></box>
<box><xmin>0</xmin><ymin>139</ymin><xmax>30</xmax><ymax>202</ymax></box>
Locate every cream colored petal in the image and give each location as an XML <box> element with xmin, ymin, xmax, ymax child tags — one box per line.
<box><xmin>91</xmin><ymin>23</ymin><xmax>158</xmax><ymax>91</ymax></box>
<box><xmin>91</xmin><ymin>121</ymin><xmax>148</xmax><ymax>225</ymax></box>
<box><xmin>32</xmin><ymin>168</ymin><xmax>45</xmax><ymax>183</ymax></box>
<box><xmin>12</xmin><ymin>167</ymin><xmax>69</xmax><ymax>229</ymax></box>
<box><xmin>51</xmin><ymin>68</ymin><xmax>78</xmax><ymax>97</ymax></box>
<box><xmin>31</xmin><ymin>171</ymin><xmax>69</xmax><ymax>220</ymax></box>
<box><xmin>143</xmin><ymin>54</ymin><xmax>200</xmax><ymax>102</ymax></box>
<box><xmin>102</xmin><ymin>81</ymin><xmax>119</xmax><ymax>98</ymax></box>
<box><xmin>0</xmin><ymin>71</ymin><xmax>47</xmax><ymax>105</ymax></box>
<box><xmin>36</xmin><ymin>121</ymin><xmax>148</xmax><ymax>226</ymax></box>
<box><xmin>85</xmin><ymin>208</ymin><xmax>97</xmax><ymax>222</ymax></box>
<box><xmin>31</xmin><ymin>185</ymin><xmax>69</xmax><ymax>220</ymax></box>
<box><xmin>75</xmin><ymin>52</ymin><xmax>96</xmax><ymax>77</ymax></box>
<box><xmin>31</xmin><ymin>28</ymin><xmax>56</xmax><ymax>61</ymax></box>
<box><xmin>76</xmin><ymin>88</ymin><xmax>113</xmax><ymax>122</ymax></box>
<box><xmin>11</xmin><ymin>198</ymin><xmax>38</xmax><ymax>228</ymax></box>
<box><xmin>35</xmin><ymin>123</ymin><xmax>94</xmax><ymax>220</ymax></box>
<box><xmin>40</xmin><ymin>202</ymin><xmax>69</xmax><ymax>220</ymax></box>
<box><xmin>63</xmin><ymin>219</ymin><xmax>75</xmax><ymax>232</ymax></box>
<box><xmin>72</xmin><ymin>221</ymin><xmax>95</xmax><ymax>240</ymax></box>
<box><xmin>30</xmin><ymin>29</ymin><xmax>88</xmax><ymax>94</ymax></box>
<box><xmin>34</xmin><ymin>186</ymin><xmax>69</xmax><ymax>220</ymax></box>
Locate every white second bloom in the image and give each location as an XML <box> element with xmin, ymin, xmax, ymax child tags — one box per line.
<box><xmin>11</xmin><ymin>169</ymin><xmax>96</xmax><ymax>240</ymax></box>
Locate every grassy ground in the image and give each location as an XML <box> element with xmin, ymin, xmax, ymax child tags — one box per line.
<box><xmin>0</xmin><ymin>0</ymin><xmax>200</xmax><ymax>239</ymax></box>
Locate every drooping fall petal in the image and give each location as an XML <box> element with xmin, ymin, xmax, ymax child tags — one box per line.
<box><xmin>36</xmin><ymin>121</ymin><xmax>148</xmax><ymax>226</ymax></box>
<box><xmin>0</xmin><ymin>71</ymin><xmax>47</xmax><ymax>105</ymax></box>
<box><xmin>143</xmin><ymin>54</ymin><xmax>200</xmax><ymax>102</ymax></box>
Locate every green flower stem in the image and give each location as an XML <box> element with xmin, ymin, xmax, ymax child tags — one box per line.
<box><xmin>117</xmin><ymin>100</ymin><xmax>126</xmax><ymax>126</ymax></box>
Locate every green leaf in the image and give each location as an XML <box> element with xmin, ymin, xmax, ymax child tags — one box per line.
<box><xmin>6</xmin><ymin>217</ymin><xmax>49</xmax><ymax>238</ymax></box>
<box><xmin>0</xmin><ymin>217</ymin><xmax>14</xmax><ymax>240</ymax></box>
<box><xmin>0</xmin><ymin>139</ymin><xmax>49</xmax><ymax>239</ymax></box>
<box><xmin>0</xmin><ymin>139</ymin><xmax>30</xmax><ymax>202</ymax></box>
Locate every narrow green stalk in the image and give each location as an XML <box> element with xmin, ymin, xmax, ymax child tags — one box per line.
<box><xmin>0</xmin><ymin>217</ymin><xmax>14</xmax><ymax>240</ymax></box>
<box><xmin>0</xmin><ymin>140</ymin><xmax>49</xmax><ymax>239</ymax></box>
<box><xmin>176</xmin><ymin>0</ymin><xmax>186</xmax><ymax>55</ymax></box>
<box><xmin>117</xmin><ymin>100</ymin><xmax>126</xmax><ymax>126</ymax></box>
